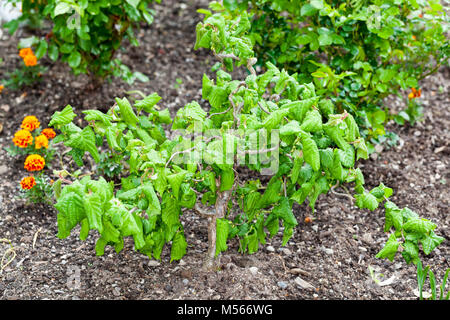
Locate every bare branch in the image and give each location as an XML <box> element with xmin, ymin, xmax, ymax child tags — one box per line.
<box><xmin>165</xmin><ymin>146</ymin><xmax>197</xmax><ymax>168</ymax></box>
<box><xmin>258</xmin><ymin>101</ymin><xmax>271</xmax><ymax>114</ymax></box>
<box><xmin>194</xmin><ymin>202</ymin><xmax>216</xmax><ymax>218</ymax></box>
<box><xmin>330</xmin><ymin>182</ymin><xmax>354</xmax><ymax>205</ymax></box>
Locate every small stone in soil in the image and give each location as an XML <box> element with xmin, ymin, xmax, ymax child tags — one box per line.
<box><xmin>249</xmin><ymin>267</ymin><xmax>258</xmax><ymax>275</ymax></box>
<box><xmin>148</xmin><ymin>260</ymin><xmax>160</xmax><ymax>267</ymax></box>
<box><xmin>294</xmin><ymin>277</ymin><xmax>314</xmax><ymax>289</ymax></box>
<box><xmin>277</xmin><ymin>281</ymin><xmax>288</xmax><ymax>289</ymax></box>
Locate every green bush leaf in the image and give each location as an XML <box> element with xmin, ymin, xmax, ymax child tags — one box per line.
<box><xmin>376</xmin><ymin>233</ymin><xmax>400</xmax><ymax>262</ymax></box>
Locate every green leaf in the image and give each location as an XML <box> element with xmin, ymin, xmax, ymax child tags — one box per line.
<box><xmin>376</xmin><ymin>233</ymin><xmax>400</xmax><ymax>262</ymax></box>
<box><xmin>134</xmin><ymin>93</ymin><xmax>161</xmax><ymax>112</ymax></box>
<box><xmin>319</xmin><ymin>148</ymin><xmax>333</xmax><ymax>168</ymax></box>
<box><xmin>370</xmin><ymin>183</ymin><xmax>393</xmax><ymax>201</ymax></box>
<box><xmin>83</xmin><ymin>110</ymin><xmax>112</xmax><ymax>126</ymax></box>
<box><xmin>291</xmin><ymin>182</ymin><xmax>313</xmax><ymax>205</ymax></box>
<box><xmin>261</xmin><ymin>108</ymin><xmax>290</xmax><ymax>129</ymax></box>
<box><xmin>401</xmin><ymin>240</ymin><xmax>420</xmax><ymax>265</ymax></box>
<box><xmin>142</xmin><ymin>182</ymin><xmax>161</xmax><ymax>218</ymax></box>
<box><xmin>216</xmin><ymin>218</ymin><xmax>229</xmax><ymax>256</ymax></box>
<box><xmin>126</xmin><ymin>0</ymin><xmax>141</xmax><ymax>8</ymax></box>
<box><xmin>273</xmin><ymin>197</ymin><xmax>297</xmax><ymax>228</ymax></box>
<box><xmin>384</xmin><ymin>201</ymin><xmax>403</xmax><ymax>232</ymax></box>
<box><xmin>105</xmin><ymin>126</ymin><xmax>121</xmax><ymax>151</ymax></box>
<box><xmin>183</xmin><ymin>101</ymin><xmax>207</xmax><ymax>121</ymax></box>
<box><xmin>83</xmin><ymin>193</ymin><xmax>103</xmax><ymax>233</ymax></box>
<box><xmin>247</xmin><ymin>230</ymin><xmax>259</xmax><ymax>254</ymax></box>
<box><xmin>420</xmin><ymin>231</ymin><xmax>444</xmax><ymax>255</ymax></box>
<box><xmin>301</xmin><ymin>132</ymin><xmax>320</xmax><ymax>171</ymax></box>
<box><xmin>116</xmin><ymin>97</ymin><xmax>139</xmax><ymax>127</ymax></box>
<box><xmin>403</xmin><ymin>218</ymin><xmax>436</xmax><ymax>235</ymax></box>
<box><xmin>54</xmin><ymin>2</ymin><xmax>72</xmax><ymax>16</ymax></box>
<box><xmin>167</xmin><ymin>171</ymin><xmax>187</xmax><ymax>199</ymax></box>
<box><xmin>170</xmin><ymin>231</ymin><xmax>187</xmax><ymax>262</ymax></box>
<box><xmin>68</xmin><ymin>51</ymin><xmax>81</xmax><ymax>68</ymax></box>
<box><xmin>337</xmin><ymin>146</ymin><xmax>355</xmax><ymax>168</ymax></box>
<box><xmin>80</xmin><ymin>219</ymin><xmax>90</xmax><ymax>241</ymax></box>
<box><xmin>355</xmin><ymin>192</ymin><xmax>378</xmax><ymax>211</ymax></box>
<box><xmin>354</xmin><ymin>138</ymin><xmax>369</xmax><ymax>160</ymax></box>
<box><xmin>65</xmin><ymin>126</ymin><xmax>100</xmax><ymax>163</ymax></box>
<box><xmin>260</xmin><ymin>177</ymin><xmax>282</xmax><ymax>207</ymax></box>
<box><xmin>161</xmin><ymin>193</ymin><xmax>180</xmax><ymax>230</ymax></box>
<box><xmin>49</xmin><ymin>105</ymin><xmax>77</xmax><ymax>128</ymax></box>
<box><xmin>282</xmin><ymin>227</ymin><xmax>294</xmax><ymax>246</ymax></box>
<box><xmin>35</xmin><ymin>40</ymin><xmax>48</xmax><ymax>60</ymax></box>
<box><xmin>220</xmin><ymin>170</ymin><xmax>234</xmax><ymax>191</ymax></box>
<box><xmin>280</xmin><ymin>120</ymin><xmax>301</xmax><ymax>136</ymax></box>
<box><xmin>301</xmin><ymin>4</ymin><xmax>318</xmax><ymax>16</ymax></box>
<box><xmin>48</xmin><ymin>44</ymin><xmax>59</xmax><ymax>61</ymax></box>
<box><xmin>262</xmin><ymin>213</ymin><xmax>278</xmax><ymax>240</ymax></box>
<box><xmin>116</xmin><ymin>208</ymin><xmax>145</xmax><ymax>249</ymax></box>
<box><xmin>55</xmin><ymin>191</ymin><xmax>86</xmax><ymax>239</ymax></box>
<box><xmin>311</xmin><ymin>0</ymin><xmax>324</xmax><ymax>9</ymax></box>
<box><xmin>300</xmin><ymin>109</ymin><xmax>322</xmax><ymax>133</ymax></box>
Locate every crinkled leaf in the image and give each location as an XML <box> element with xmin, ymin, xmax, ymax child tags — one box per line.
<box><xmin>376</xmin><ymin>233</ymin><xmax>400</xmax><ymax>262</ymax></box>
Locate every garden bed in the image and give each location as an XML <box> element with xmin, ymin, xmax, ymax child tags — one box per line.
<box><xmin>0</xmin><ymin>0</ymin><xmax>448</xmax><ymax>300</ymax></box>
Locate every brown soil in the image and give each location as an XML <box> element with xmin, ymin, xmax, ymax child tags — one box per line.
<box><xmin>0</xmin><ymin>0</ymin><xmax>448</xmax><ymax>300</ymax></box>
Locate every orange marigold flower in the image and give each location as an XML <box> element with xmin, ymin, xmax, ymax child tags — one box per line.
<box><xmin>409</xmin><ymin>87</ymin><xmax>421</xmax><ymax>100</ymax></box>
<box><xmin>20</xmin><ymin>176</ymin><xmax>36</xmax><ymax>190</ymax></box>
<box><xmin>41</xmin><ymin>128</ymin><xmax>56</xmax><ymax>140</ymax></box>
<box><xmin>12</xmin><ymin>129</ymin><xmax>33</xmax><ymax>148</ymax></box>
<box><xmin>412</xmin><ymin>35</ymin><xmax>416</xmax><ymax>41</ymax></box>
<box><xmin>35</xmin><ymin>134</ymin><xmax>49</xmax><ymax>149</ymax></box>
<box><xmin>24</xmin><ymin>54</ymin><xmax>38</xmax><ymax>67</ymax></box>
<box><xmin>0</xmin><ymin>85</ymin><xmax>4</xmax><ymax>94</ymax></box>
<box><xmin>24</xmin><ymin>154</ymin><xmax>45</xmax><ymax>172</ymax></box>
<box><xmin>19</xmin><ymin>48</ymin><xmax>33</xmax><ymax>58</ymax></box>
<box><xmin>21</xmin><ymin>115</ymin><xmax>40</xmax><ymax>131</ymax></box>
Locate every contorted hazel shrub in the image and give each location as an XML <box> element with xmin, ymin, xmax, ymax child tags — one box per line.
<box><xmin>49</xmin><ymin>19</ymin><xmax>443</xmax><ymax>271</ymax></box>
<box><xmin>4</xmin><ymin>0</ymin><xmax>159</xmax><ymax>84</ymax></box>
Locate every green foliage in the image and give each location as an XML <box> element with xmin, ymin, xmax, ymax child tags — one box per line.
<box><xmin>4</xmin><ymin>0</ymin><xmax>159</xmax><ymax>82</ymax></box>
<box><xmin>202</xmin><ymin>0</ymin><xmax>449</xmax><ymax>144</ymax></box>
<box><xmin>416</xmin><ymin>262</ymin><xmax>450</xmax><ymax>300</ymax></box>
<box><xmin>47</xmin><ymin>1</ymin><xmax>444</xmax><ymax>271</ymax></box>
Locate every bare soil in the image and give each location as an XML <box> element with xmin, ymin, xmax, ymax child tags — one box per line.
<box><xmin>0</xmin><ymin>0</ymin><xmax>448</xmax><ymax>300</ymax></box>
